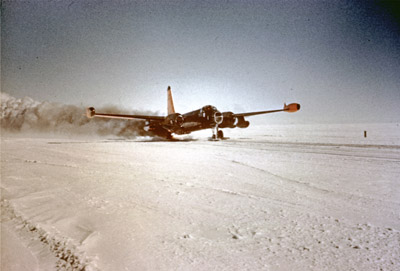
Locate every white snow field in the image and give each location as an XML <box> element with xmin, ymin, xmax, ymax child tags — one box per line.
<box><xmin>1</xmin><ymin>123</ymin><xmax>400</xmax><ymax>271</ymax></box>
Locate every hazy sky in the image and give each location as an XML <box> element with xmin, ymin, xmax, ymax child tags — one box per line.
<box><xmin>2</xmin><ymin>0</ymin><xmax>399</xmax><ymax>123</ymax></box>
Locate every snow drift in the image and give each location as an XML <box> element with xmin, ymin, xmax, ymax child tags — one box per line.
<box><xmin>0</xmin><ymin>92</ymin><xmax>157</xmax><ymax>138</ymax></box>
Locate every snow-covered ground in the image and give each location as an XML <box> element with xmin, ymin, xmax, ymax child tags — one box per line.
<box><xmin>1</xmin><ymin>124</ymin><xmax>400</xmax><ymax>271</ymax></box>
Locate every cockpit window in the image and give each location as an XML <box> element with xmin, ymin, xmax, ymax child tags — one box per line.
<box><xmin>203</xmin><ymin>105</ymin><xmax>216</xmax><ymax>111</ymax></box>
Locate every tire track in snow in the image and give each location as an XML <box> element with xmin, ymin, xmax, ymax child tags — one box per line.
<box><xmin>1</xmin><ymin>200</ymin><xmax>98</xmax><ymax>271</ymax></box>
<box><xmin>229</xmin><ymin>140</ymin><xmax>400</xmax><ymax>150</ymax></box>
<box><xmin>177</xmin><ymin>179</ymin><xmax>310</xmax><ymax>213</ymax></box>
<box><xmin>198</xmin><ymin>140</ymin><xmax>400</xmax><ymax>162</ymax></box>
<box><xmin>226</xmin><ymin>159</ymin><xmax>400</xmax><ymax>220</ymax></box>
<box><xmin>230</xmin><ymin>159</ymin><xmax>332</xmax><ymax>195</ymax></box>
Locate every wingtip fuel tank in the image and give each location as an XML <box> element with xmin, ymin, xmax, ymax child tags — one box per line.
<box><xmin>284</xmin><ymin>103</ymin><xmax>300</xmax><ymax>113</ymax></box>
<box><xmin>86</xmin><ymin>107</ymin><xmax>96</xmax><ymax>118</ymax></box>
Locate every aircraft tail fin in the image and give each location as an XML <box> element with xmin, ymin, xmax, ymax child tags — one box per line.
<box><xmin>167</xmin><ymin>86</ymin><xmax>176</xmax><ymax>115</ymax></box>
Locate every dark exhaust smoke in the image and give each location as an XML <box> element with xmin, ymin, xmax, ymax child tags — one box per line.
<box><xmin>0</xmin><ymin>92</ymin><xmax>157</xmax><ymax>138</ymax></box>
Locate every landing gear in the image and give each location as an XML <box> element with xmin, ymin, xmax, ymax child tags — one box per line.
<box><xmin>211</xmin><ymin>127</ymin><xmax>224</xmax><ymax>140</ymax></box>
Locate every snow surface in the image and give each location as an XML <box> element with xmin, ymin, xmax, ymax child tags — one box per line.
<box><xmin>1</xmin><ymin>124</ymin><xmax>400</xmax><ymax>270</ymax></box>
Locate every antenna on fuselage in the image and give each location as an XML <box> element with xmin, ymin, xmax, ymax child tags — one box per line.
<box><xmin>167</xmin><ymin>86</ymin><xmax>176</xmax><ymax>115</ymax></box>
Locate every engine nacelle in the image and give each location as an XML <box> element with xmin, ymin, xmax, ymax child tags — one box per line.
<box><xmin>236</xmin><ymin>116</ymin><xmax>250</xmax><ymax>128</ymax></box>
<box><xmin>165</xmin><ymin>113</ymin><xmax>184</xmax><ymax>126</ymax></box>
<box><xmin>220</xmin><ymin>113</ymin><xmax>250</xmax><ymax>128</ymax></box>
<box><xmin>219</xmin><ymin>112</ymin><xmax>237</xmax><ymax>128</ymax></box>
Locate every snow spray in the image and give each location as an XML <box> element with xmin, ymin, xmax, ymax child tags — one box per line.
<box><xmin>0</xmin><ymin>92</ymin><xmax>154</xmax><ymax>138</ymax></box>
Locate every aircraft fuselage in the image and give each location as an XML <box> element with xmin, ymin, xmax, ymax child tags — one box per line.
<box><xmin>151</xmin><ymin>105</ymin><xmax>223</xmax><ymax>135</ymax></box>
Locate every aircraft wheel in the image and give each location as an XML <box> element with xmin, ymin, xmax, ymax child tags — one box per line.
<box><xmin>217</xmin><ymin>130</ymin><xmax>224</xmax><ymax>139</ymax></box>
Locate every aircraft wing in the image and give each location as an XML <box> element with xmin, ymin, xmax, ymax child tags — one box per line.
<box><xmin>233</xmin><ymin>103</ymin><xmax>300</xmax><ymax>117</ymax></box>
<box><xmin>86</xmin><ymin>107</ymin><xmax>165</xmax><ymax>121</ymax></box>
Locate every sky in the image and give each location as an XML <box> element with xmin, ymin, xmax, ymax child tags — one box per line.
<box><xmin>1</xmin><ymin>0</ymin><xmax>399</xmax><ymax>124</ymax></box>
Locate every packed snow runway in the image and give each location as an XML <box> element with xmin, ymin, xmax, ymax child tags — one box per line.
<box><xmin>1</xmin><ymin>124</ymin><xmax>400</xmax><ymax>271</ymax></box>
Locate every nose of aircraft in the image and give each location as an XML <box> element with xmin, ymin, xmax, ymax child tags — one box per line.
<box><xmin>176</xmin><ymin>114</ymin><xmax>184</xmax><ymax>125</ymax></box>
<box><xmin>214</xmin><ymin>111</ymin><xmax>223</xmax><ymax>125</ymax></box>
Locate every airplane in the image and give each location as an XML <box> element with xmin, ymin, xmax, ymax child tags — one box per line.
<box><xmin>86</xmin><ymin>86</ymin><xmax>300</xmax><ymax>140</ymax></box>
